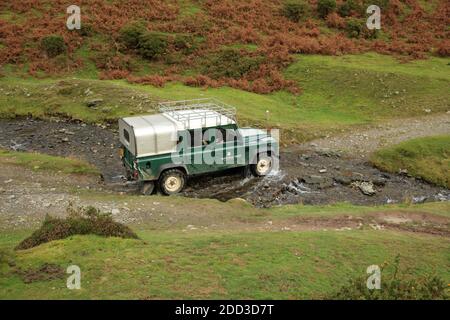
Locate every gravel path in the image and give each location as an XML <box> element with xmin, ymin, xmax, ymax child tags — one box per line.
<box><xmin>294</xmin><ymin>112</ymin><xmax>450</xmax><ymax>157</ymax></box>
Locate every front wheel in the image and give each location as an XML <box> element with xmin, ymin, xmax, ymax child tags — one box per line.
<box><xmin>251</xmin><ymin>153</ymin><xmax>274</xmax><ymax>176</ymax></box>
<box><xmin>159</xmin><ymin>169</ymin><xmax>186</xmax><ymax>195</ymax></box>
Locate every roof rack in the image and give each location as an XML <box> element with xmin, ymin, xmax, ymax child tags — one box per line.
<box><xmin>158</xmin><ymin>98</ymin><xmax>237</xmax><ymax>129</ymax></box>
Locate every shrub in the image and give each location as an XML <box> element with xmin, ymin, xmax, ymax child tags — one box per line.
<box><xmin>138</xmin><ymin>32</ymin><xmax>168</xmax><ymax>60</ymax></box>
<box><xmin>326</xmin><ymin>12</ymin><xmax>346</xmax><ymax>29</ymax></box>
<box><xmin>338</xmin><ymin>0</ymin><xmax>361</xmax><ymax>17</ymax></box>
<box><xmin>173</xmin><ymin>34</ymin><xmax>197</xmax><ymax>54</ymax></box>
<box><xmin>203</xmin><ymin>48</ymin><xmax>264</xmax><ymax>79</ymax></box>
<box><xmin>40</xmin><ymin>35</ymin><xmax>66</xmax><ymax>58</ymax></box>
<box><xmin>346</xmin><ymin>18</ymin><xmax>378</xmax><ymax>39</ymax></box>
<box><xmin>363</xmin><ymin>0</ymin><xmax>389</xmax><ymax>10</ymax></box>
<box><xmin>317</xmin><ymin>0</ymin><xmax>336</xmax><ymax>19</ymax></box>
<box><xmin>78</xmin><ymin>24</ymin><xmax>95</xmax><ymax>37</ymax></box>
<box><xmin>328</xmin><ymin>255</ymin><xmax>448</xmax><ymax>300</ymax></box>
<box><xmin>436</xmin><ymin>40</ymin><xmax>450</xmax><ymax>57</ymax></box>
<box><xmin>119</xmin><ymin>21</ymin><xmax>146</xmax><ymax>50</ymax></box>
<box><xmin>16</xmin><ymin>204</ymin><xmax>138</xmax><ymax>250</ymax></box>
<box><xmin>346</xmin><ymin>17</ymin><xmax>364</xmax><ymax>38</ymax></box>
<box><xmin>281</xmin><ymin>0</ymin><xmax>309</xmax><ymax>22</ymax></box>
<box><xmin>127</xmin><ymin>74</ymin><xmax>174</xmax><ymax>87</ymax></box>
<box><xmin>99</xmin><ymin>70</ymin><xmax>131</xmax><ymax>80</ymax></box>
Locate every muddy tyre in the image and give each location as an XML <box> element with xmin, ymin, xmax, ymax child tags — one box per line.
<box><xmin>159</xmin><ymin>169</ymin><xmax>186</xmax><ymax>195</ymax></box>
<box><xmin>140</xmin><ymin>181</ymin><xmax>155</xmax><ymax>195</ymax></box>
<box><xmin>251</xmin><ymin>153</ymin><xmax>274</xmax><ymax>177</ymax></box>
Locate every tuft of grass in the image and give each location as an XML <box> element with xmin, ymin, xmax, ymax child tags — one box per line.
<box><xmin>16</xmin><ymin>205</ymin><xmax>139</xmax><ymax>250</ymax></box>
<box><xmin>0</xmin><ymin>149</ymin><xmax>100</xmax><ymax>176</ymax></box>
<box><xmin>370</xmin><ymin>136</ymin><xmax>450</xmax><ymax>188</ymax></box>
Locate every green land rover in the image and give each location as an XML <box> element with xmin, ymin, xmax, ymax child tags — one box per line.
<box><xmin>119</xmin><ymin>99</ymin><xmax>279</xmax><ymax>195</ymax></box>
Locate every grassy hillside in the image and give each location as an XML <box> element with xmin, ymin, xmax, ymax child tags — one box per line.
<box><xmin>0</xmin><ymin>0</ymin><xmax>448</xmax><ymax>94</ymax></box>
<box><xmin>371</xmin><ymin>136</ymin><xmax>450</xmax><ymax>188</ymax></box>
<box><xmin>1</xmin><ymin>53</ymin><xmax>448</xmax><ymax>143</ymax></box>
<box><xmin>1</xmin><ymin>228</ymin><xmax>449</xmax><ymax>299</ymax></box>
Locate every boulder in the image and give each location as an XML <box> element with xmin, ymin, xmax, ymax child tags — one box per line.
<box><xmin>302</xmin><ymin>175</ymin><xmax>333</xmax><ymax>189</ymax></box>
<box><xmin>86</xmin><ymin>98</ymin><xmax>104</xmax><ymax>108</ymax></box>
<box><xmin>334</xmin><ymin>175</ymin><xmax>352</xmax><ymax>185</ymax></box>
<box><xmin>352</xmin><ymin>181</ymin><xmax>376</xmax><ymax>196</ymax></box>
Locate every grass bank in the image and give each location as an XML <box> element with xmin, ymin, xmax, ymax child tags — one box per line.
<box><xmin>370</xmin><ymin>136</ymin><xmax>450</xmax><ymax>188</ymax></box>
<box><xmin>0</xmin><ymin>149</ymin><xmax>100</xmax><ymax>176</ymax></box>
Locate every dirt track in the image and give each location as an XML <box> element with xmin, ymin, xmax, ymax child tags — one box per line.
<box><xmin>292</xmin><ymin>112</ymin><xmax>450</xmax><ymax>157</ymax></box>
<box><xmin>1</xmin><ymin>160</ymin><xmax>449</xmax><ymax>237</ymax></box>
<box><xmin>0</xmin><ymin>117</ymin><xmax>449</xmax><ymax>207</ymax></box>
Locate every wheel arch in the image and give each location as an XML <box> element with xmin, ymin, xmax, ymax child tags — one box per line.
<box><xmin>157</xmin><ymin>164</ymin><xmax>188</xmax><ymax>179</ymax></box>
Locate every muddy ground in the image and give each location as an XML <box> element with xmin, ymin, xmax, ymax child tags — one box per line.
<box><xmin>0</xmin><ymin>118</ymin><xmax>449</xmax><ymax>208</ymax></box>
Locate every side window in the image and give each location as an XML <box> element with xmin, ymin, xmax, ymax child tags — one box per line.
<box><xmin>189</xmin><ymin>130</ymin><xmax>203</xmax><ymax>147</ymax></box>
<box><xmin>225</xmin><ymin>128</ymin><xmax>239</xmax><ymax>145</ymax></box>
<box><xmin>123</xmin><ymin>129</ymin><xmax>130</xmax><ymax>144</ymax></box>
<box><xmin>216</xmin><ymin>128</ymin><xmax>226</xmax><ymax>144</ymax></box>
<box><xmin>203</xmin><ymin>128</ymin><xmax>223</xmax><ymax>145</ymax></box>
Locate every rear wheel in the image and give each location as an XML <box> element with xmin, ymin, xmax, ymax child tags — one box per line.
<box><xmin>251</xmin><ymin>153</ymin><xmax>274</xmax><ymax>176</ymax></box>
<box><xmin>159</xmin><ymin>169</ymin><xmax>186</xmax><ymax>195</ymax></box>
<box><xmin>140</xmin><ymin>181</ymin><xmax>155</xmax><ymax>195</ymax></box>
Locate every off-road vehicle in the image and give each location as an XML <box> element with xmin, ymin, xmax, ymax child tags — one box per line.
<box><xmin>119</xmin><ymin>98</ymin><xmax>278</xmax><ymax>195</ymax></box>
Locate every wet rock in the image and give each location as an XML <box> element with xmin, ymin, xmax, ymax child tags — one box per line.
<box><xmin>350</xmin><ymin>172</ymin><xmax>365</xmax><ymax>182</ymax></box>
<box><xmin>283</xmin><ymin>180</ymin><xmax>311</xmax><ymax>194</ymax></box>
<box><xmin>352</xmin><ymin>181</ymin><xmax>376</xmax><ymax>196</ymax></box>
<box><xmin>334</xmin><ymin>175</ymin><xmax>352</xmax><ymax>185</ymax></box>
<box><xmin>300</xmin><ymin>154</ymin><xmax>311</xmax><ymax>160</ymax></box>
<box><xmin>386</xmin><ymin>198</ymin><xmax>397</xmax><ymax>204</ymax></box>
<box><xmin>317</xmin><ymin>149</ymin><xmax>341</xmax><ymax>158</ymax></box>
<box><xmin>302</xmin><ymin>175</ymin><xmax>333</xmax><ymax>189</ymax></box>
<box><xmin>372</xmin><ymin>177</ymin><xmax>387</xmax><ymax>186</ymax></box>
<box><xmin>412</xmin><ymin>196</ymin><xmax>427</xmax><ymax>204</ymax></box>
<box><xmin>86</xmin><ymin>99</ymin><xmax>104</xmax><ymax>108</ymax></box>
<box><xmin>435</xmin><ymin>192</ymin><xmax>450</xmax><ymax>201</ymax></box>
